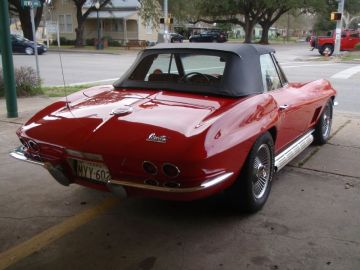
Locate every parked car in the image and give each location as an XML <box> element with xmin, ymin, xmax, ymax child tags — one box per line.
<box><xmin>310</xmin><ymin>29</ymin><xmax>360</xmax><ymax>56</ymax></box>
<box><xmin>11</xmin><ymin>43</ymin><xmax>336</xmax><ymax>213</ymax></box>
<box><xmin>189</xmin><ymin>30</ymin><xmax>228</xmax><ymax>43</ymax></box>
<box><xmin>9</xmin><ymin>34</ymin><xmax>47</xmax><ymax>55</ymax></box>
<box><xmin>169</xmin><ymin>33</ymin><xmax>184</xmax><ymax>43</ymax></box>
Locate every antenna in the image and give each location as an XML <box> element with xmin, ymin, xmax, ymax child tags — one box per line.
<box><xmin>56</xmin><ymin>23</ymin><xmax>70</xmax><ymax>110</ymax></box>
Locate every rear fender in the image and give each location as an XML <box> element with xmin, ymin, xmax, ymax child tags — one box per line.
<box><xmin>204</xmin><ymin>94</ymin><xmax>278</xmax><ymax>173</ymax></box>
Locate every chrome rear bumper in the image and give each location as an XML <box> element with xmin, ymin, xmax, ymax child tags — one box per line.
<box><xmin>10</xmin><ymin>146</ymin><xmax>45</xmax><ymax>166</ymax></box>
<box><xmin>108</xmin><ymin>172</ymin><xmax>234</xmax><ymax>193</ymax></box>
<box><xmin>10</xmin><ymin>146</ymin><xmax>234</xmax><ymax>194</ymax></box>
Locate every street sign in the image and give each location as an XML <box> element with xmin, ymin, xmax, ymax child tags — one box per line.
<box><xmin>22</xmin><ymin>0</ymin><xmax>42</xmax><ymax>8</ymax></box>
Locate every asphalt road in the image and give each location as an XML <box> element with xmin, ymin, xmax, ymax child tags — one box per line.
<box><xmin>3</xmin><ymin>42</ymin><xmax>360</xmax><ymax>114</ymax></box>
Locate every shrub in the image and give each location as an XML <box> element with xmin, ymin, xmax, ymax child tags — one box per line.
<box><xmin>355</xmin><ymin>43</ymin><xmax>360</xmax><ymax>51</ymax></box>
<box><xmin>51</xmin><ymin>37</ymin><xmax>76</xmax><ymax>46</ymax></box>
<box><xmin>0</xmin><ymin>66</ymin><xmax>42</xmax><ymax>97</ymax></box>
<box><xmin>86</xmin><ymin>38</ymin><xmax>95</xmax><ymax>46</ymax></box>
<box><xmin>108</xmin><ymin>39</ymin><xmax>121</xmax><ymax>47</ymax></box>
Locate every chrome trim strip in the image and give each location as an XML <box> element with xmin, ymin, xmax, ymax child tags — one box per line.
<box><xmin>65</xmin><ymin>149</ymin><xmax>103</xmax><ymax>161</ymax></box>
<box><xmin>108</xmin><ymin>172</ymin><xmax>234</xmax><ymax>193</ymax></box>
<box><xmin>274</xmin><ymin>129</ymin><xmax>314</xmax><ymax>172</ymax></box>
<box><xmin>9</xmin><ymin>146</ymin><xmax>45</xmax><ymax>166</ymax></box>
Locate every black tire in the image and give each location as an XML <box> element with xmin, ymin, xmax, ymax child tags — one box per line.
<box><xmin>319</xmin><ymin>44</ymin><xmax>334</xmax><ymax>56</ymax></box>
<box><xmin>228</xmin><ymin>132</ymin><xmax>275</xmax><ymax>213</ymax></box>
<box><xmin>314</xmin><ymin>100</ymin><xmax>333</xmax><ymax>145</ymax></box>
<box><xmin>25</xmin><ymin>47</ymin><xmax>34</xmax><ymax>55</ymax></box>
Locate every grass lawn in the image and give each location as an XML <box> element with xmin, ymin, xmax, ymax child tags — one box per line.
<box><xmin>340</xmin><ymin>50</ymin><xmax>360</xmax><ymax>61</ymax></box>
<box><xmin>41</xmin><ymin>84</ymin><xmax>94</xmax><ymax>97</ymax></box>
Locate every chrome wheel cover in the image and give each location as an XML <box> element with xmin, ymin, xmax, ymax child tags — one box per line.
<box><xmin>252</xmin><ymin>144</ymin><xmax>271</xmax><ymax>199</ymax></box>
<box><xmin>322</xmin><ymin>103</ymin><xmax>332</xmax><ymax>138</ymax></box>
<box><xmin>25</xmin><ymin>47</ymin><xmax>33</xmax><ymax>55</ymax></box>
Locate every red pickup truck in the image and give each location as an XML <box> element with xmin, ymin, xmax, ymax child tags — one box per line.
<box><xmin>310</xmin><ymin>29</ymin><xmax>360</xmax><ymax>56</ymax></box>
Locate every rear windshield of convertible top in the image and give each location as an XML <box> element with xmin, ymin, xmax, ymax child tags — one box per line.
<box><xmin>127</xmin><ymin>52</ymin><xmax>229</xmax><ymax>92</ymax></box>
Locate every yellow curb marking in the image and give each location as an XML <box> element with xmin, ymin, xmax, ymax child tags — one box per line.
<box><xmin>0</xmin><ymin>197</ymin><xmax>119</xmax><ymax>270</ymax></box>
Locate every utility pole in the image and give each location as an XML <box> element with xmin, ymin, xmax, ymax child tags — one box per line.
<box><xmin>30</xmin><ymin>4</ymin><xmax>40</xmax><ymax>79</ymax></box>
<box><xmin>164</xmin><ymin>0</ymin><xmax>168</xmax><ymax>43</ymax></box>
<box><xmin>0</xmin><ymin>0</ymin><xmax>18</xmax><ymax>118</ymax></box>
<box><xmin>334</xmin><ymin>0</ymin><xmax>345</xmax><ymax>56</ymax></box>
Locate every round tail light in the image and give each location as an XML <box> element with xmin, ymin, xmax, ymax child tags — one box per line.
<box><xmin>143</xmin><ymin>161</ymin><xmax>158</xmax><ymax>175</ymax></box>
<box><xmin>162</xmin><ymin>163</ymin><xmax>180</xmax><ymax>178</ymax></box>
<box><xmin>28</xmin><ymin>140</ymin><xmax>40</xmax><ymax>152</ymax></box>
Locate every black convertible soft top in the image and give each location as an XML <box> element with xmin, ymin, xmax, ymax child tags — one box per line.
<box><xmin>148</xmin><ymin>43</ymin><xmax>275</xmax><ymax>56</ymax></box>
<box><xmin>113</xmin><ymin>43</ymin><xmax>276</xmax><ymax>97</ymax></box>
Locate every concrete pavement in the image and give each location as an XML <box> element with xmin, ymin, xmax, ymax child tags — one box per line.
<box><xmin>0</xmin><ymin>97</ymin><xmax>359</xmax><ymax>270</ymax></box>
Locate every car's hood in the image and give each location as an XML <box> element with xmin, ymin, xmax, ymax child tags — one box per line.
<box><xmin>21</xmin><ymin>87</ymin><xmax>244</xmax><ymax>155</ymax></box>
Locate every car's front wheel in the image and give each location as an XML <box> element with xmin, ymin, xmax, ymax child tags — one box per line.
<box><xmin>314</xmin><ymin>100</ymin><xmax>333</xmax><ymax>145</ymax></box>
<box><xmin>25</xmin><ymin>47</ymin><xmax>34</xmax><ymax>55</ymax></box>
<box><xmin>228</xmin><ymin>132</ymin><xmax>274</xmax><ymax>213</ymax></box>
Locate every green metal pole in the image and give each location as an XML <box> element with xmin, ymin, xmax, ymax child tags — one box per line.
<box><xmin>0</xmin><ymin>0</ymin><xmax>18</xmax><ymax>118</ymax></box>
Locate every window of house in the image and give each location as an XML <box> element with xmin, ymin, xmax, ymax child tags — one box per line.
<box><xmin>58</xmin><ymin>14</ymin><xmax>72</xmax><ymax>33</ymax></box>
<box><xmin>111</xmin><ymin>20</ymin><xmax>123</xmax><ymax>32</ymax></box>
<box><xmin>260</xmin><ymin>54</ymin><xmax>282</xmax><ymax>92</ymax></box>
<box><xmin>350</xmin><ymin>32</ymin><xmax>360</xmax><ymax>38</ymax></box>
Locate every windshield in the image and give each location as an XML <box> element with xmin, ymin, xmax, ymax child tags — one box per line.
<box><xmin>124</xmin><ymin>51</ymin><xmax>228</xmax><ymax>95</ymax></box>
<box><xmin>13</xmin><ymin>35</ymin><xmax>29</xmax><ymax>42</ymax></box>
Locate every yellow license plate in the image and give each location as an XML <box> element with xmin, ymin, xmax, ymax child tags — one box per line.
<box><xmin>76</xmin><ymin>160</ymin><xmax>111</xmax><ymax>183</ymax></box>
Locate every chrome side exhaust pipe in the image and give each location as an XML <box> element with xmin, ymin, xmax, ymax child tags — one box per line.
<box><xmin>274</xmin><ymin>130</ymin><xmax>314</xmax><ymax>172</ymax></box>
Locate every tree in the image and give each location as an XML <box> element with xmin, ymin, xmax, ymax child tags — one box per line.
<box><xmin>186</xmin><ymin>0</ymin><xmax>267</xmax><ymax>43</ymax></box>
<box><xmin>257</xmin><ymin>0</ymin><xmax>324</xmax><ymax>44</ymax></box>
<box><xmin>71</xmin><ymin>0</ymin><xmax>111</xmax><ymax>47</ymax></box>
<box><xmin>182</xmin><ymin>0</ymin><xmax>322</xmax><ymax>43</ymax></box>
<box><xmin>8</xmin><ymin>0</ymin><xmax>46</xmax><ymax>40</ymax></box>
<box><xmin>138</xmin><ymin>0</ymin><xmax>162</xmax><ymax>29</ymax></box>
<box><xmin>314</xmin><ymin>0</ymin><xmax>360</xmax><ymax>32</ymax></box>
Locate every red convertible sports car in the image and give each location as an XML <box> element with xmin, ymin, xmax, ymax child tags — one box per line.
<box><xmin>11</xmin><ymin>44</ymin><xmax>336</xmax><ymax>213</ymax></box>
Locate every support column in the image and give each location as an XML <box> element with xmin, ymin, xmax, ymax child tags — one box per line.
<box><xmin>0</xmin><ymin>0</ymin><xmax>18</xmax><ymax>118</ymax></box>
<box><xmin>334</xmin><ymin>0</ymin><xmax>345</xmax><ymax>56</ymax></box>
<box><xmin>124</xmin><ymin>18</ymin><xmax>128</xmax><ymax>42</ymax></box>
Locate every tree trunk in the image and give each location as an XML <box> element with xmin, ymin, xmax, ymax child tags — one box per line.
<box><xmin>259</xmin><ymin>24</ymin><xmax>270</xmax><ymax>44</ymax></box>
<box><xmin>13</xmin><ymin>6</ymin><xmax>43</xmax><ymax>41</ymax></box>
<box><xmin>75</xmin><ymin>25</ymin><xmax>84</xmax><ymax>47</ymax></box>
<box><xmin>17</xmin><ymin>8</ymin><xmax>33</xmax><ymax>40</ymax></box>
<box><xmin>243</xmin><ymin>16</ymin><xmax>256</xmax><ymax>43</ymax></box>
<box><xmin>75</xmin><ymin>4</ymin><xmax>86</xmax><ymax>47</ymax></box>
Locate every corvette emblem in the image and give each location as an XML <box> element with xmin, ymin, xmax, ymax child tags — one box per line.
<box><xmin>146</xmin><ymin>133</ymin><xmax>167</xmax><ymax>143</ymax></box>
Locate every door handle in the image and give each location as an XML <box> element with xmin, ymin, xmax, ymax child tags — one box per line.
<box><xmin>279</xmin><ymin>104</ymin><xmax>289</xmax><ymax>110</ymax></box>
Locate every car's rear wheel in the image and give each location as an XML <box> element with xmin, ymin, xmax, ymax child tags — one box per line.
<box><xmin>25</xmin><ymin>47</ymin><xmax>34</xmax><ymax>55</ymax></box>
<box><xmin>319</xmin><ymin>44</ymin><xmax>334</xmax><ymax>56</ymax></box>
<box><xmin>228</xmin><ymin>132</ymin><xmax>274</xmax><ymax>213</ymax></box>
<box><xmin>314</xmin><ymin>100</ymin><xmax>333</xmax><ymax>145</ymax></box>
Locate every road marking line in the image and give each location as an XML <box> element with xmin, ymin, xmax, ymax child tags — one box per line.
<box><xmin>282</xmin><ymin>63</ymin><xmax>335</xmax><ymax>69</ymax></box>
<box><xmin>331</xmin><ymin>65</ymin><xmax>360</xmax><ymax>79</ymax></box>
<box><xmin>0</xmin><ymin>197</ymin><xmax>119</xmax><ymax>270</ymax></box>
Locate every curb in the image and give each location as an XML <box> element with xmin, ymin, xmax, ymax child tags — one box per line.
<box><xmin>48</xmin><ymin>48</ymin><xmax>141</xmax><ymax>55</ymax></box>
